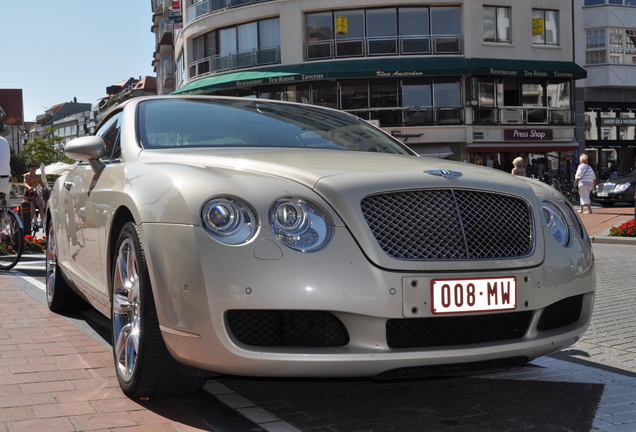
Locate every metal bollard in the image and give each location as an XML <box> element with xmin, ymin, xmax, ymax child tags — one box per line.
<box><xmin>21</xmin><ymin>202</ymin><xmax>31</xmax><ymax>236</ymax></box>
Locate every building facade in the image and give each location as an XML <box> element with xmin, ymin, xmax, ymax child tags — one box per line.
<box><xmin>152</xmin><ymin>0</ymin><xmax>586</xmax><ymax>179</ymax></box>
<box><xmin>575</xmin><ymin>0</ymin><xmax>636</xmax><ymax>178</ymax></box>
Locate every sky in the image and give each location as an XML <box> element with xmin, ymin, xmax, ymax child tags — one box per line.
<box><xmin>0</xmin><ymin>0</ymin><xmax>156</xmax><ymax>122</ymax></box>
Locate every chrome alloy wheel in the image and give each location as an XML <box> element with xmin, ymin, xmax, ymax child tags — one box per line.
<box><xmin>45</xmin><ymin>224</ymin><xmax>57</xmax><ymax>303</ymax></box>
<box><xmin>112</xmin><ymin>237</ymin><xmax>141</xmax><ymax>382</ymax></box>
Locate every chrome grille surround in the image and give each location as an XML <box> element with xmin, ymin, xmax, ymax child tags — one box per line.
<box><xmin>361</xmin><ymin>189</ymin><xmax>534</xmax><ymax>260</ymax></box>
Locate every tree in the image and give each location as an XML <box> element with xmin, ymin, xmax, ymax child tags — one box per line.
<box><xmin>9</xmin><ymin>148</ymin><xmax>27</xmax><ymax>180</ymax></box>
<box><xmin>22</xmin><ymin>127</ymin><xmax>74</xmax><ymax>167</ymax></box>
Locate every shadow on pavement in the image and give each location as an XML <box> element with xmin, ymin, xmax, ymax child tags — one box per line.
<box><xmin>219</xmin><ymin>373</ymin><xmax>603</xmax><ymax>432</ymax></box>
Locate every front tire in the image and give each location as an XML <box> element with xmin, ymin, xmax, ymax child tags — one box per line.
<box><xmin>111</xmin><ymin>222</ymin><xmax>205</xmax><ymax>398</ymax></box>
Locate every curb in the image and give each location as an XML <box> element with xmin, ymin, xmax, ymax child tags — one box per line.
<box><xmin>590</xmin><ymin>236</ymin><xmax>636</xmax><ymax>245</ymax></box>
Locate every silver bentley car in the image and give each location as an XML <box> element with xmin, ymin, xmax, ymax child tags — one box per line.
<box><xmin>46</xmin><ymin>96</ymin><xmax>595</xmax><ymax>398</ymax></box>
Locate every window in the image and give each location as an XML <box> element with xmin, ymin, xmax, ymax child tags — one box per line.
<box><xmin>176</xmin><ymin>53</ymin><xmax>185</xmax><ymax>89</ymax></box>
<box><xmin>96</xmin><ymin>112</ymin><xmax>123</xmax><ymax>161</ymax></box>
<box><xmin>399</xmin><ymin>8</ymin><xmax>429</xmax><ymax>53</ymax></box>
<box><xmin>311</xmin><ymin>82</ymin><xmax>338</xmax><ymax>109</ymax></box>
<box><xmin>532</xmin><ymin>9</ymin><xmax>558</xmax><ymax>45</ymax></box>
<box><xmin>585</xmin><ymin>0</ymin><xmax>636</xmax><ymax>4</ymax></box>
<box><xmin>305</xmin><ymin>7</ymin><xmax>461</xmax><ymax>60</ymax></box>
<box><xmin>191</xmin><ymin>31</ymin><xmax>217</xmax><ymax>76</ymax></box>
<box><xmin>191</xmin><ymin>18</ymin><xmax>280</xmax><ymax>75</ymax></box>
<box><xmin>402</xmin><ymin>79</ymin><xmax>432</xmax><ymax>107</ymax></box>
<box><xmin>483</xmin><ymin>6</ymin><xmax>511</xmax><ymax>43</ymax></box>
<box><xmin>586</xmin><ymin>29</ymin><xmax>606</xmax><ymax>64</ymax></box>
<box><xmin>366</xmin><ymin>8</ymin><xmax>397</xmax><ymax>54</ymax></box>
<box><xmin>586</xmin><ymin>28</ymin><xmax>636</xmax><ymax>64</ymax></box>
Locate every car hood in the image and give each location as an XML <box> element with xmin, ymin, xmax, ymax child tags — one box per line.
<box><xmin>598</xmin><ymin>173</ymin><xmax>636</xmax><ymax>185</ymax></box>
<box><xmin>138</xmin><ymin>147</ymin><xmax>529</xmax><ymax>191</ymax></box>
<box><xmin>139</xmin><ymin>148</ymin><xmax>545</xmax><ymax>271</ymax></box>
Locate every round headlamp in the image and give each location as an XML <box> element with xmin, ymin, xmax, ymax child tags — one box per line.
<box><xmin>542</xmin><ymin>202</ymin><xmax>569</xmax><ymax>247</ymax></box>
<box><xmin>202</xmin><ymin>198</ymin><xmax>257</xmax><ymax>245</ymax></box>
<box><xmin>270</xmin><ymin>198</ymin><xmax>332</xmax><ymax>252</ymax></box>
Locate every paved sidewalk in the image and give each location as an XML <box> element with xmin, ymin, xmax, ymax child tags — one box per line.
<box><xmin>0</xmin><ymin>277</ymin><xmax>212</xmax><ymax>432</ymax></box>
<box><xmin>578</xmin><ymin>204</ymin><xmax>634</xmax><ymax>238</ymax></box>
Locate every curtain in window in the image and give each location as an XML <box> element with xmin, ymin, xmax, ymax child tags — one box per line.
<box><xmin>238</xmin><ymin>22</ymin><xmax>258</xmax><ymax>51</ymax></box>
<box><xmin>259</xmin><ymin>18</ymin><xmax>280</xmax><ymax>48</ymax></box>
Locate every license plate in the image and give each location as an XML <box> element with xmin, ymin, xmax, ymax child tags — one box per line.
<box><xmin>596</xmin><ymin>192</ymin><xmax>608</xmax><ymax>197</ymax></box>
<box><xmin>431</xmin><ymin>276</ymin><xmax>516</xmax><ymax>315</ymax></box>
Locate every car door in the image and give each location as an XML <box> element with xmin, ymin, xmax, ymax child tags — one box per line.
<box><xmin>67</xmin><ymin>112</ymin><xmax>123</xmax><ymax>309</ymax></box>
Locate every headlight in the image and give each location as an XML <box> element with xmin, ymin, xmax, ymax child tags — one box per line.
<box><xmin>202</xmin><ymin>198</ymin><xmax>257</xmax><ymax>245</ymax></box>
<box><xmin>270</xmin><ymin>198</ymin><xmax>332</xmax><ymax>252</ymax></box>
<box><xmin>542</xmin><ymin>202</ymin><xmax>569</xmax><ymax>246</ymax></box>
<box><xmin>613</xmin><ymin>182</ymin><xmax>630</xmax><ymax>193</ymax></box>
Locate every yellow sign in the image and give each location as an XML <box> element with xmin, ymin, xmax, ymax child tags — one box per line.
<box><xmin>335</xmin><ymin>16</ymin><xmax>348</xmax><ymax>34</ymax></box>
<box><xmin>532</xmin><ymin>18</ymin><xmax>545</xmax><ymax>35</ymax></box>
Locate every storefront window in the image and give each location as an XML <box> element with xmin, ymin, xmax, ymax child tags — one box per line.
<box><xmin>434</xmin><ymin>78</ymin><xmax>462</xmax><ymax>124</ymax></box>
<box><xmin>402</xmin><ymin>79</ymin><xmax>432</xmax><ymax>107</ymax></box>
<box><xmin>311</xmin><ymin>82</ymin><xmax>338</xmax><ymax>109</ymax></box>
<box><xmin>370</xmin><ymin>79</ymin><xmax>398</xmax><ymax>108</ymax></box>
<box><xmin>341</xmin><ymin>80</ymin><xmax>369</xmax><ymax>110</ymax></box>
<box><xmin>523</xmin><ymin>80</ymin><xmax>546</xmax><ymax>123</ymax></box>
<box><xmin>285</xmin><ymin>84</ymin><xmax>310</xmax><ymax>104</ymax></box>
<box><xmin>620</xmin><ymin>112</ymin><xmax>636</xmax><ymax>140</ymax></box>
<box><xmin>259</xmin><ymin>86</ymin><xmax>285</xmax><ymax>100</ymax></box>
<box><xmin>584</xmin><ymin>111</ymin><xmax>598</xmax><ymax>140</ymax></box>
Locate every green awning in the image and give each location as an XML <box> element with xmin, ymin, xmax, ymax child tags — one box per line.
<box><xmin>172</xmin><ymin>57</ymin><xmax>586</xmax><ymax>95</ymax></box>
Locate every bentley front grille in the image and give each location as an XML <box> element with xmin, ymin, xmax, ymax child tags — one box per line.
<box><xmin>361</xmin><ymin>189</ymin><xmax>534</xmax><ymax>260</ymax></box>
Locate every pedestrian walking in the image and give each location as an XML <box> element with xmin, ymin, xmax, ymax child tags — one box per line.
<box><xmin>574</xmin><ymin>153</ymin><xmax>596</xmax><ymax>214</ymax></box>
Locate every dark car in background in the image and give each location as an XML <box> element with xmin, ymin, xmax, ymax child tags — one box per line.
<box><xmin>592</xmin><ymin>168</ymin><xmax>636</xmax><ymax>207</ymax></box>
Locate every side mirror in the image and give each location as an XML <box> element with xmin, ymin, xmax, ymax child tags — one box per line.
<box><xmin>65</xmin><ymin>136</ymin><xmax>106</xmax><ymax>173</ymax></box>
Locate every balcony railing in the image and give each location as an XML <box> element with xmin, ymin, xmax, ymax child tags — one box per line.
<box><xmin>344</xmin><ymin>106</ymin><xmax>464</xmax><ymax>127</ymax></box>
<box><xmin>157</xmin><ymin>20</ymin><xmax>174</xmax><ymax>45</ymax></box>
<box><xmin>473</xmin><ymin>107</ymin><xmax>574</xmax><ymax>125</ymax></box>
<box><xmin>186</xmin><ymin>0</ymin><xmax>276</xmax><ymax>23</ymax></box>
<box><xmin>189</xmin><ymin>46</ymin><xmax>281</xmax><ymax>79</ymax></box>
<box><xmin>305</xmin><ymin>35</ymin><xmax>463</xmax><ymax>61</ymax></box>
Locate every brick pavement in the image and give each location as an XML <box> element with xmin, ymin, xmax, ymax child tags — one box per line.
<box><xmin>0</xmin><ymin>277</ymin><xmax>212</xmax><ymax>432</ymax></box>
<box><xmin>577</xmin><ymin>203</ymin><xmax>634</xmax><ymax>237</ymax></box>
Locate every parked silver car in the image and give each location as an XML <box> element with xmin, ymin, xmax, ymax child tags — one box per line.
<box><xmin>46</xmin><ymin>96</ymin><xmax>595</xmax><ymax>398</ymax></box>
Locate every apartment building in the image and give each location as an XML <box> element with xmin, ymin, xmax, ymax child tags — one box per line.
<box><xmin>151</xmin><ymin>0</ymin><xmax>585</xmax><ymax>178</ymax></box>
<box><xmin>575</xmin><ymin>0</ymin><xmax>636</xmax><ymax>176</ymax></box>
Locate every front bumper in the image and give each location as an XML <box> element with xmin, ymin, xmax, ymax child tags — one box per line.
<box><xmin>140</xmin><ymin>223</ymin><xmax>595</xmax><ymax>378</ymax></box>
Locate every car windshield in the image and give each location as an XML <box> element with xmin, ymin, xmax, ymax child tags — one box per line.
<box><xmin>137</xmin><ymin>98</ymin><xmax>413</xmax><ymax>155</ymax></box>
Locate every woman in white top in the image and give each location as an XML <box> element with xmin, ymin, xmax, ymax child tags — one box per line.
<box><xmin>574</xmin><ymin>153</ymin><xmax>596</xmax><ymax>214</ymax></box>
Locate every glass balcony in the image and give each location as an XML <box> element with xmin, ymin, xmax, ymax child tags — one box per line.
<box><xmin>472</xmin><ymin>107</ymin><xmax>575</xmax><ymax>125</ymax></box>
<box><xmin>342</xmin><ymin>107</ymin><xmax>463</xmax><ymax>127</ymax></box>
<box><xmin>305</xmin><ymin>35</ymin><xmax>462</xmax><ymax>61</ymax></box>
<box><xmin>186</xmin><ymin>0</ymin><xmax>276</xmax><ymax>23</ymax></box>
<box><xmin>189</xmin><ymin>47</ymin><xmax>281</xmax><ymax>78</ymax></box>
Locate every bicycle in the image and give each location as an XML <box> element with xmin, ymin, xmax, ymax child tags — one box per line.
<box><xmin>28</xmin><ymin>187</ymin><xmax>50</xmax><ymax>237</ymax></box>
<box><xmin>0</xmin><ymin>192</ymin><xmax>24</xmax><ymax>270</ymax></box>
<box><xmin>551</xmin><ymin>177</ymin><xmax>578</xmax><ymax>203</ymax></box>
